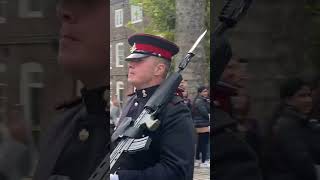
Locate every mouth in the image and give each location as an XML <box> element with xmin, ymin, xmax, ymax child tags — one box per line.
<box><xmin>60</xmin><ymin>34</ymin><xmax>80</xmax><ymax>42</ymax></box>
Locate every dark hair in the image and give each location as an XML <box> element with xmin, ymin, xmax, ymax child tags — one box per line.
<box><xmin>198</xmin><ymin>86</ymin><xmax>208</xmax><ymax>93</ymax></box>
<box><xmin>280</xmin><ymin>78</ymin><xmax>309</xmax><ymax>99</ymax></box>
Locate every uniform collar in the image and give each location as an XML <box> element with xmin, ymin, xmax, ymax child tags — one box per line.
<box><xmin>81</xmin><ymin>86</ymin><xmax>108</xmax><ymax>114</ymax></box>
<box><xmin>135</xmin><ymin>85</ymin><xmax>159</xmax><ymax>99</ymax></box>
<box><xmin>283</xmin><ymin>105</ymin><xmax>308</xmax><ymax>120</ymax></box>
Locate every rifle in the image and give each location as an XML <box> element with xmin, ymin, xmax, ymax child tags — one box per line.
<box><xmin>88</xmin><ymin>31</ymin><xmax>207</xmax><ymax>180</ymax></box>
<box><xmin>211</xmin><ymin>0</ymin><xmax>252</xmax><ymax>87</ymax></box>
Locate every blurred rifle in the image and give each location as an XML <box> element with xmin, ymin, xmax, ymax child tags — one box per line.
<box><xmin>211</xmin><ymin>0</ymin><xmax>253</xmax><ymax>87</ymax></box>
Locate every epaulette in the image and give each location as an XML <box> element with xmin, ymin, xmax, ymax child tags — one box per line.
<box><xmin>55</xmin><ymin>97</ymin><xmax>82</xmax><ymax>111</ymax></box>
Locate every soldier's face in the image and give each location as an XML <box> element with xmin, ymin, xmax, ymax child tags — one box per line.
<box><xmin>127</xmin><ymin>57</ymin><xmax>159</xmax><ymax>89</ymax></box>
<box><xmin>56</xmin><ymin>0</ymin><xmax>108</xmax><ymax>76</ymax></box>
<box><xmin>221</xmin><ymin>58</ymin><xmax>242</xmax><ymax>87</ymax></box>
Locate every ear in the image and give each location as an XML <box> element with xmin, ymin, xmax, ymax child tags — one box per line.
<box><xmin>154</xmin><ymin>63</ymin><xmax>166</xmax><ymax>76</ymax></box>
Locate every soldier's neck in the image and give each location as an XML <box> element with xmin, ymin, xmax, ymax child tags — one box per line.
<box><xmin>134</xmin><ymin>79</ymin><xmax>163</xmax><ymax>90</ymax></box>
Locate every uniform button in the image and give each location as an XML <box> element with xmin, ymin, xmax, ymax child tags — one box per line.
<box><xmin>134</xmin><ymin>102</ymin><xmax>138</xmax><ymax>106</ymax></box>
<box><xmin>142</xmin><ymin>90</ymin><xmax>147</xmax><ymax>98</ymax></box>
<box><xmin>79</xmin><ymin>128</ymin><xmax>89</xmax><ymax>142</ymax></box>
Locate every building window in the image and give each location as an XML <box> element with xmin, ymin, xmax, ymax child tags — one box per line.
<box><xmin>116</xmin><ymin>81</ymin><xmax>124</xmax><ymax>106</ymax></box>
<box><xmin>116</xmin><ymin>42</ymin><xmax>124</xmax><ymax>67</ymax></box>
<box><xmin>20</xmin><ymin>63</ymin><xmax>43</xmax><ymax>150</ymax></box>
<box><xmin>19</xmin><ymin>0</ymin><xmax>43</xmax><ymax>18</ymax></box>
<box><xmin>110</xmin><ymin>45</ymin><xmax>112</xmax><ymax>69</ymax></box>
<box><xmin>0</xmin><ymin>0</ymin><xmax>7</xmax><ymax>23</ymax></box>
<box><xmin>131</xmin><ymin>5</ymin><xmax>143</xmax><ymax>24</ymax></box>
<box><xmin>115</xmin><ymin>8</ymin><xmax>123</xmax><ymax>27</ymax></box>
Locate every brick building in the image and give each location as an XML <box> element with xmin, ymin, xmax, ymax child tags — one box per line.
<box><xmin>0</xmin><ymin>0</ymin><xmax>77</xmax><ymax>150</ymax></box>
<box><xmin>110</xmin><ymin>0</ymin><xmax>145</xmax><ymax>107</ymax></box>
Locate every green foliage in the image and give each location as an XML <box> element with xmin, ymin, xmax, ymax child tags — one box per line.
<box><xmin>129</xmin><ymin>0</ymin><xmax>176</xmax><ymax>41</ymax></box>
<box><xmin>128</xmin><ymin>0</ymin><xmax>210</xmax><ymax>77</ymax></box>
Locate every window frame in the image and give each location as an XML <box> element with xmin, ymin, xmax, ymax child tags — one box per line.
<box><xmin>18</xmin><ymin>0</ymin><xmax>43</xmax><ymax>18</ymax></box>
<box><xmin>115</xmin><ymin>8</ymin><xmax>123</xmax><ymax>27</ymax></box>
<box><xmin>131</xmin><ymin>5</ymin><xmax>143</xmax><ymax>24</ymax></box>
<box><xmin>115</xmin><ymin>42</ymin><xmax>124</xmax><ymax>67</ymax></box>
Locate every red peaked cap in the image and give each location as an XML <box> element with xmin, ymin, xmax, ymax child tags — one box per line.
<box><xmin>125</xmin><ymin>33</ymin><xmax>179</xmax><ymax>61</ymax></box>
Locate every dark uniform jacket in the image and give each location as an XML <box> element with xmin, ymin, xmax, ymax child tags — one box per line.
<box><xmin>266</xmin><ymin>106</ymin><xmax>320</xmax><ymax>180</ymax></box>
<box><xmin>113</xmin><ymin>85</ymin><xmax>195</xmax><ymax>180</ymax></box>
<box><xmin>213</xmin><ymin>108</ymin><xmax>263</xmax><ymax>180</ymax></box>
<box><xmin>192</xmin><ymin>96</ymin><xmax>210</xmax><ymax>128</ymax></box>
<box><xmin>33</xmin><ymin>87</ymin><xmax>109</xmax><ymax>180</ymax></box>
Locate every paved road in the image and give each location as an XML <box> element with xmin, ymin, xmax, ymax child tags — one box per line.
<box><xmin>193</xmin><ymin>166</ymin><xmax>210</xmax><ymax>180</ymax></box>
<box><xmin>22</xmin><ymin>166</ymin><xmax>211</xmax><ymax>180</ymax></box>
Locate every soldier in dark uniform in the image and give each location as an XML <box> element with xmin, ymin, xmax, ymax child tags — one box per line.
<box><xmin>33</xmin><ymin>0</ymin><xmax>109</xmax><ymax>180</ymax></box>
<box><xmin>212</xmin><ymin>36</ymin><xmax>262</xmax><ymax>180</ymax></box>
<box><xmin>110</xmin><ymin>34</ymin><xmax>195</xmax><ymax>180</ymax></box>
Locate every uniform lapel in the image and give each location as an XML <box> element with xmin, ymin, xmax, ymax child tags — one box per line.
<box><xmin>34</xmin><ymin>104</ymin><xmax>85</xmax><ymax>180</ymax></box>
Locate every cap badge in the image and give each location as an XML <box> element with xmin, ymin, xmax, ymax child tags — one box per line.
<box><xmin>130</xmin><ymin>43</ymin><xmax>137</xmax><ymax>53</ymax></box>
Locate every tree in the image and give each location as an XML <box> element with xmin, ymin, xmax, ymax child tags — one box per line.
<box><xmin>129</xmin><ymin>0</ymin><xmax>210</xmax><ymax>98</ymax></box>
<box><xmin>129</xmin><ymin>0</ymin><xmax>176</xmax><ymax>41</ymax></box>
<box><xmin>175</xmin><ymin>0</ymin><xmax>209</xmax><ymax>98</ymax></box>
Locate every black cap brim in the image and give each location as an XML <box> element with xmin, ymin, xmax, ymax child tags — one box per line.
<box><xmin>125</xmin><ymin>53</ymin><xmax>150</xmax><ymax>61</ymax></box>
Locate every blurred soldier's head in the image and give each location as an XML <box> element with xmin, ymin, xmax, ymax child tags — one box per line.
<box><xmin>125</xmin><ymin>34</ymin><xmax>179</xmax><ymax>90</ymax></box>
<box><xmin>56</xmin><ymin>0</ymin><xmax>108</xmax><ymax>88</ymax></box>
<box><xmin>221</xmin><ymin>56</ymin><xmax>242</xmax><ymax>87</ymax></box>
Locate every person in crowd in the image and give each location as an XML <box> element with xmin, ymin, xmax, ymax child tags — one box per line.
<box><xmin>264</xmin><ymin>77</ymin><xmax>319</xmax><ymax>180</ymax></box>
<box><xmin>180</xmin><ymin>82</ymin><xmax>192</xmax><ymax>110</ymax></box>
<box><xmin>212</xmin><ymin>37</ymin><xmax>262</xmax><ymax>179</ymax></box>
<box><xmin>110</xmin><ymin>95</ymin><xmax>121</xmax><ymax>128</ymax></box>
<box><xmin>231</xmin><ymin>94</ymin><xmax>261</xmax><ymax>159</ymax></box>
<box><xmin>193</xmin><ymin>86</ymin><xmax>210</xmax><ymax>168</ymax></box>
<box><xmin>0</xmin><ymin>105</ymin><xmax>33</xmax><ymax>180</ymax></box>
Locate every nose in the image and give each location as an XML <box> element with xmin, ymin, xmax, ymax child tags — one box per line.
<box><xmin>56</xmin><ymin>2</ymin><xmax>77</xmax><ymax>24</ymax></box>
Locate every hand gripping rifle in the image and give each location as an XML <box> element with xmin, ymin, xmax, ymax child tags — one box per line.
<box><xmin>88</xmin><ymin>30</ymin><xmax>208</xmax><ymax>180</ymax></box>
